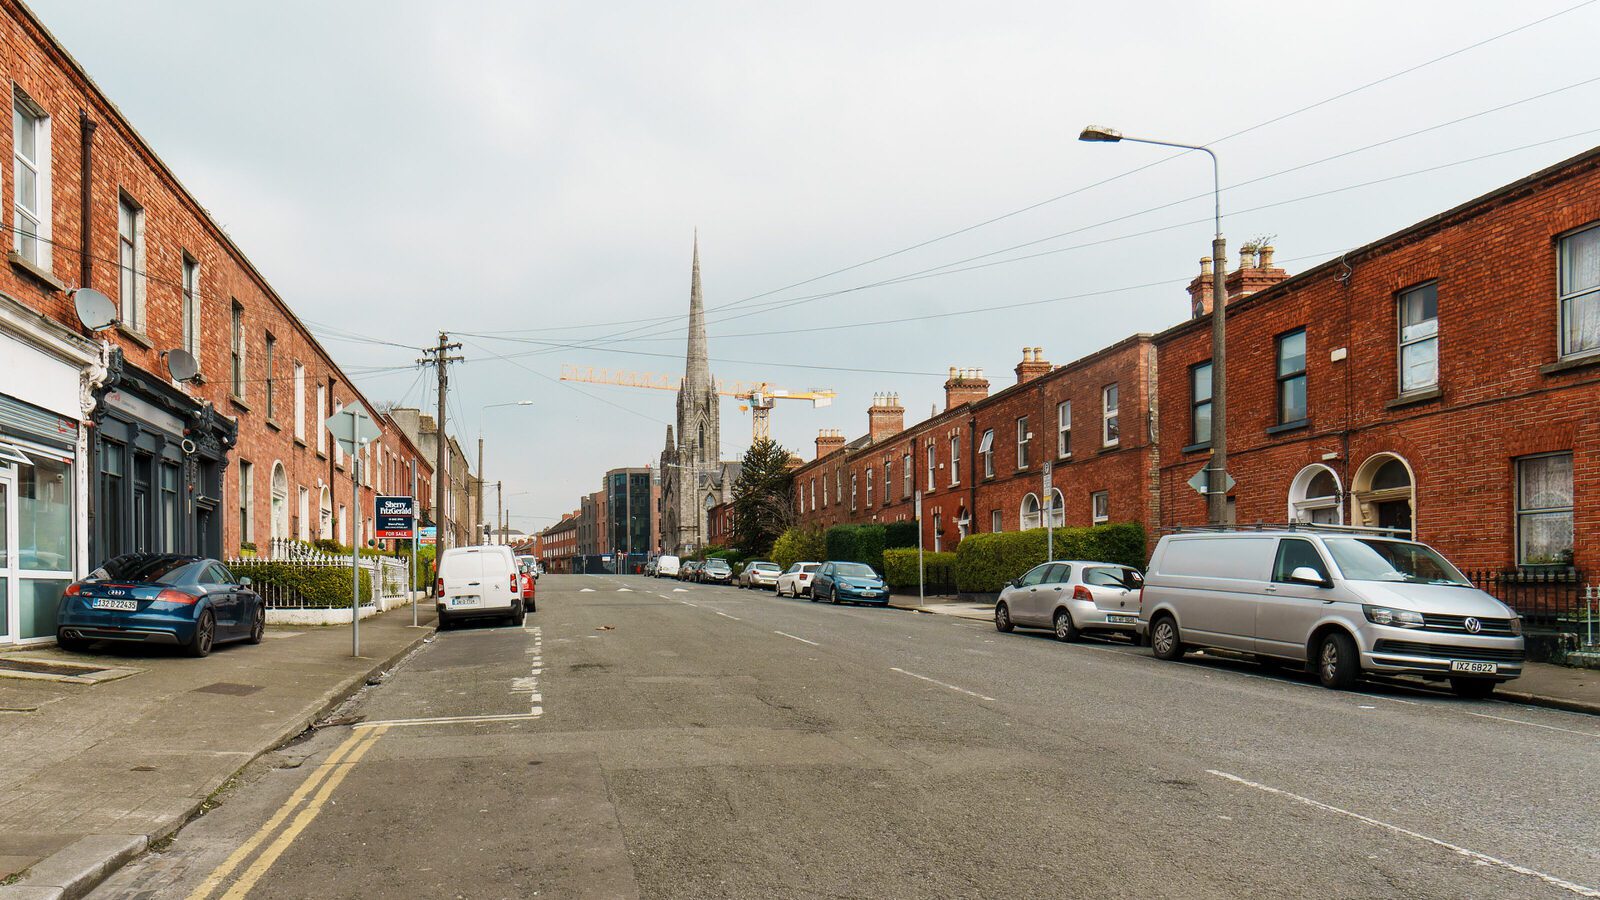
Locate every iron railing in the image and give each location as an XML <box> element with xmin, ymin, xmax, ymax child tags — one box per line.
<box><xmin>1463</xmin><ymin>569</ymin><xmax>1588</xmax><ymax>631</ymax></box>
<box><xmin>227</xmin><ymin>551</ymin><xmax>410</xmax><ymax>610</ymax></box>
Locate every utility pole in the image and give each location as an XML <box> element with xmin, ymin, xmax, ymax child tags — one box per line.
<box><xmin>496</xmin><ymin>481</ymin><xmax>503</xmax><ymax>546</ymax></box>
<box><xmin>476</xmin><ymin>437</ymin><xmax>485</xmax><ymax>546</ymax></box>
<box><xmin>418</xmin><ymin>333</ymin><xmax>463</xmax><ymax>551</ymax></box>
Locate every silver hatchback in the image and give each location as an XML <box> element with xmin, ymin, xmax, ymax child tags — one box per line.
<box><xmin>1138</xmin><ymin>529</ymin><xmax>1524</xmax><ymax>697</ymax></box>
<box><xmin>995</xmin><ymin>560</ymin><xmax>1144</xmax><ymax>641</ymax></box>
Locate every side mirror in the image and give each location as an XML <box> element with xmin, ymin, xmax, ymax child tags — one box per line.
<box><xmin>238</xmin><ymin>576</ymin><xmax>253</xmax><ymax>588</ymax></box>
<box><xmin>1288</xmin><ymin>567</ymin><xmax>1330</xmax><ymax>587</ymax></box>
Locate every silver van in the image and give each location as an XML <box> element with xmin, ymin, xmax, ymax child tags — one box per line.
<box><xmin>1138</xmin><ymin>529</ymin><xmax>1523</xmax><ymax>697</ymax></box>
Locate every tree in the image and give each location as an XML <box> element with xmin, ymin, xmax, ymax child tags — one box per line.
<box><xmin>731</xmin><ymin>438</ymin><xmax>796</xmax><ymax>554</ymax></box>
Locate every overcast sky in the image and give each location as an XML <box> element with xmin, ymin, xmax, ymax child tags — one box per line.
<box><xmin>32</xmin><ymin>0</ymin><xmax>1600</xmax><ymax>530</ymax></box>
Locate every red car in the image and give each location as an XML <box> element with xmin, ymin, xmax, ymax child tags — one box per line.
<box><xmin>519</xmin><ymin>563</ymin><xmax>537</xmax><ymax>612</ymax></box>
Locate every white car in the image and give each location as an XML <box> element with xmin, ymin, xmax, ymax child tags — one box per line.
<box><xmin>656</xmin><ymin>555</ymin><xmax>681</xmax><ymax>578</ymax></box>
<box><xmin>775</xmin><ymin>562</ymin><xmax>820</xmax><ymax>598</ymax></box>
<box><xmin>436</xmin><ymin>545</ymin><xmax>525</xmax><ymax>629</ymax></box>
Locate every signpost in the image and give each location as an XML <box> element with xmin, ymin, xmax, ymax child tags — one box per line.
<box><xmin>378</xmin><ymin>490</ymin><xmax>418</xmax><ymax>625</ymax></box>
<box><xmin>1187</xmin><ymin>465</ymin><xmax>1236</xmax><ymax>498</ymax></box>
<box><xmin>915</xmin><ymin>490</ymin><xmax>924</xmax><ymax>605</ymax></box>
<box><xmin>1043</xmin><ymin>461</ymin><xmax>1054</xmax><ymax>561</ymax></box>
<box><xmin>327</xmin><ymin>407</ymin><xmax>381</xmax><ymax>657</ymax></box>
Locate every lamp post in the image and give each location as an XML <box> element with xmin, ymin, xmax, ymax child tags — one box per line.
<box><xmin>1080</xmin><ymin>125</ymin><xmax>1229</xmax><ymax>525</ymax></box>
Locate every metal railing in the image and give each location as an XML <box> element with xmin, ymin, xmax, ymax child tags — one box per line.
<box><xmin>228</xmin><ymin>550</ymin><xmax>410</xmax><ymax>610</ymax></box>
<box><xmin>1463</xmin><ymin>569</ymin><xmax>1589</xmax><ymax>632</ymax></box>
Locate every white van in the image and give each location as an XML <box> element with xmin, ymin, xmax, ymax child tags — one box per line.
<box><xmin>655</xmin><ymin>555</ymin><xmax>681</xmax><ymax>578</ymax></box>
<box><xmin>436</xmin><ymin>545</ymin><xmax>524</xmax><ymax>629</ymax></box>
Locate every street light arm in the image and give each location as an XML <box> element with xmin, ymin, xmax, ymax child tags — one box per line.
<box><xmin>1103</xmin><ymin>134</ymin><xmax>1220</xmax><ymax>239</ymax></box>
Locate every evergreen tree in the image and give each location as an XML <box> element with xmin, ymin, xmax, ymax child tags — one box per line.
<box><xmin>731</xmin><ymin>438</ymin><xmax>796</xmax><ymax>554</ymax></box>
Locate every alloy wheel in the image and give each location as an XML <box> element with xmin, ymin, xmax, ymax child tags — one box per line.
<box><xmin>1320</xmin><ymin>641</ymin><xmax>1339</xmax><ymax>683</ymax></box>
<box><xmin>1153</xmin><ymin>621</ymin><xmax>1175</xmax><ymax>657</ymax></box>
<box><xmin>197</xmin><ymin>614</ymin><xmax>214</xmax><ymax>654</ymax></box>
<box><xmin>251</xmin><ymin>606</ymin><xmax>265</xmax><ymax>642</ymax></box>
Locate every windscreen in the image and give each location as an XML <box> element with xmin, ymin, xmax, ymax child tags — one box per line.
<box><xmin>835</xmin><ymin>563</ymin><xmax>878</xmax><ymax>577</ymax></box>
<box><xmin>1322</xmin><ymin>538</ymin><xmax>1470</xmax><ymax>586</ymax></box>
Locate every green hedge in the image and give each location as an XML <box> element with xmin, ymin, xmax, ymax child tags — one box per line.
<box><xmin>953</xmin><ymin>522</ymin><xmax>1148</xmax><ymax>593</ymax></box>
<box><xmin>883</xmin><ymin>548</ymin><xmax>957</xmax><ymax>588</ymax></box>
<box><xmin>883</xmin><ymin>521</ymin><xmax>919</xmax><ymax>550</ymax></box>
<box><xmin>772</xmin><ymin>526</ymin><xmax>826</xmax><ymax>571</ymax></box>
<box><xmin>824</xmin><ymin>524</ymin><xmax>887</xmax><ymax>574</ymax></box>
<box><xmin>232</xmin><ymin>561</ymin><xmax>373</xmax><ymax>608</ymax></box>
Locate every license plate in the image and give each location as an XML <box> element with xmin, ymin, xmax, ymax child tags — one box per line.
<box><xmin>1106</xmin><ymin>614</ymin><xmax>1138</xmax><ymax>625</ymax></box>
<box><xmin>91</xmin><ymin>598</ymin><xmax>138</xmax><ymax>611</ymax></box>
<box><xmin>450</xmin><ymin>596</ymin><xmax>478</xmax><ymax>606</ymax></box>
<box><xmin>1450</xmin><ymin>660</ymin><xmax>1498</xmax><ymax>675</ymax></box>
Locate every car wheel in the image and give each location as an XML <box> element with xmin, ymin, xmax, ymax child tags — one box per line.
<box><xmin>1150</xmin><ymin>615</ymin><xmax>1183</xmax><ymax>661</ymax></box>
<box><xmin>830</xmin><ymin>586</ymin><xmax>841</xmax><ymax>605</ymax></box>
<box><xmin>1450</xmin><ymin>677</ymin><xmax>1496</xmax><ymax>699</ymax></box>
<box><xmin>512</xmin><ymin>602</ymin><xmax>526</xmax><ymax>627</ymax></box>
<box><xmin>1316</xmin><ymin>631</ymin><xmax>1360</xmax><ymax>690</ymax></box>
<box><xmin>994</xmin><ymin>601</ymin><xmax>1014</xmax><ymax>633</ymax></box>
<box><xmin>438</xmin><ymin>613</ymin><xmax>451</xmax><ymax>630</ymax></box>
<box><xmin>528</xmin><ymin>598</ymin><xmax>536</xmax><ymax>613</ymax></box>
<box><xmin>56</xmin><ymin>630</ymin><xmax>90</xmax><ymax>653</ymax></box>
<box><xmin>185</xmin><ymin>610</ymin><xmax>216</xmax><ymax>658</ymax></box>
<box><xmin>247</xmin><ymin>603</ymin><xmax>266</xmax><ymax>645</ymax></box>
<box><xmin>1052</xmin><ymin>609</ymin><xmax>1079</xmax><ymax>642</ymax></box>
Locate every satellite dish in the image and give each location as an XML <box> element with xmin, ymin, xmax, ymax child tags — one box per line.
<box><xmin>72</xmin><ymin>288</ymin><xmax>117</xmax><ymax>331</ymax></box>
<box><xmin>165</xmin><ymin>348</ymin><xmax>200</xmax><ymax>383</ymax></box>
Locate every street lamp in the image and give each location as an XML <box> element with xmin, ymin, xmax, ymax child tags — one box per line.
<box><xmin>1079</xmin><ymin>125</ymin><xmax>1230</xmax><ymax>525</ymax></box>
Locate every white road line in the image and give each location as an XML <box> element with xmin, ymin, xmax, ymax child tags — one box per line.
<box><xmin>1468</xmin><ymin>711</ymin><xmax>1599</xmax><ymax>739</ymax></box>
<box><xmin>356</xmin><ymin>713</ymin><xmax>542</xmax><ymax>728</ymax></box>
<box><xmin>889</xmin><ymin>667</ymin><xmax>996</xmax><ymax>702</ymax></box>
<box><xmin>1206</xmin><ymin>770</ymin><xmax>1600</xmax><ymax>898</ymax></box>
<box><xmin>773</xmin><ymin>631</ymin><xmax>819</xmax><ymax>646</ymax></box>
<box><xmin>714</xmin><ymin>610</ymin><xmax>741</xmax><ymax>620</ymax></box>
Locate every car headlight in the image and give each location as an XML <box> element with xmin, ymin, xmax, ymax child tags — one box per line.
<box><xmin>1509</xmin><ymin>616</ymin><xmax>1522</xmax><ymax>636</ymax></box>
<box><xmin>1363</xmin><ymin>605</ymin><xmax>1425</xmax><ymax>627</ymax></box>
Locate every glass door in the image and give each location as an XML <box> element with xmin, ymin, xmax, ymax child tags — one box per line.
<box><xmin>0</xmin><ymin>474</ymin><xmax>12</xmax><ymax>644</ymax></box>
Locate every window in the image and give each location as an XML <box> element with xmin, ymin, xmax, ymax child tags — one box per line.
<box><xmin>1101</xmin><ymin>385</ymin><xmax>1119</xmax><ymax>446</ymax></box>
<box><xmin>265</xmin><ymin>333</ymin><xmax>277</xmax><ymax>419</ymax></box>
<box><xmin>1273</xmin><ymin>538</ymin><xmax>1330</xmax><ymax>584</ymax></box>
<box><xmin>160</xmin><ymin>464</ymin><xmax>179</xmax><ymax>552</ymax></box>
<box><xmin>238</xmin><ymin>460</ymin><xmax>254</xmax><ymax>544</ymax></box>
<box><xmin>1091</xmin><ymin>491</ymin><xmax>1109</xmax><ymax>524</ymax></box>
<box><xmin>1276</xmin><ymin>329</ymin><xmax>1308</xmax><ymax>424</ymax></box>
<box><xmin>118</xmin><ymin>195</ymin><xmax>147</xmax><ymax>332</ymax></box>
<box><xmin>1057</xmin><ymin>401</ymin><xmax>1071</xmax><ymax>457</ymax></box>
<box><xmin>926</xmin><ymin>443</ymin><xmax>935</xmax><ymax>490</ymax></box>
<box><xmin>293</xmin><ymin>364</ymin><xmax>306</xmax><ymax>440</ymax></box>
<box><xmin>315</xmin><ymin>385</ymin><xmax>326</xmax><ymax>453</ymax></box>
<box><xmin>12</xmin><ymin>90</ymin><xmax>49</xmax><ymax>267</ymax></box>
<box><xmin>932</xmin><ymin>510</ymin><xmax>942</xmax><ymax>552</ymax></box>
<box><xmin>990</xmin><ymin>509</ymin><xmax>1002</xmax><ymax>533</ymax></box>
<box><xmin>230</xmin><ymin>301</ymin><xmax>245</xmax><ymax>398</ymax></box>
<box><xmin>1020</xmin><ymin>493</ymin><xmax>1041</xmax><ymax>530</ymax></box>
<box><xmin>1516</xmin><ymin>452</ymin><xmax>1573</xmax><ymax>567</ymax></box>
<box><xmin>1290</xmin><ymin>465</ymin><xmax>1342</xmax><ymax>525</ymax></box>
<box><xmin>1190</xmin><ymin>362</ymin><xmax>1213</xmax><ymax>445</ymax></box>
<box><xmin>297</xmin><ymin>486</ymin><xmax>310</xmax><ymax>541</ymax></box>
<box><xmin>1392</xmin><ymin>281</ymin><xmax>1441</xmax><ymax>394</ymax></box>
<box><xmin>835</xmin><ymin>468</ymin><xmax>842</xmax><ymax>504</ymax></box>
<box><xmin>865</xmin><ymin>467</ymin><xmax>873</xmax><ymax>506</ymax></box>
<box><xmin>902</xmin><ymin>452</ymin><xmax>912</xmax><ymax>497</ymax></box>
<box><xmin>1559</xmin><ymin>224</ymin><xmax>1600</xmax><ymax>358</ymax></box>
<box><xmin>270</xmin><ymin>463</ymin><xmax>288</xmax><ymax>540</ymax></box>
<box><xmin>850</xmin><ymin>472</ymin><xmax>858</xmax><ymax>510</ymax></box>
<box><xmin>180</xmin><ymin>255</ymin><xmax>201</xmax><ymax>363</ymax></box>
<box><xmin>948</xmin><ymin>435</ymin><xmax>960</xmax><ymax>485</ymax></box>
<box><xmin>810</xmin><ymin>478</ymin><xmax>816</xmax><ymax>511</ymax></box>
<box><xmin>979</xmin><ymin>429</ymin><xmax>994</xmax><ymax>478</ymax></box>
<box><xmin>1016</xmin><ymin>417</ymin><xmax>1030</xmax><ymax>469</ymax></box>
<box><xmin>1048</xmin><ymin>488</ymin><xmax>1064</xmax><ymax>527</ymax></box>
<box><xmin>884</xmin><ymin>461</ymin><xmax>891</xmax><ymax>504</ymax></box>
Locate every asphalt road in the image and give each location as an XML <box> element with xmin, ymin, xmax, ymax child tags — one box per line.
<box><xmin>96</xmin><ymin>574</ymin><xmax>1600</xmax><ymax>899</ymax></box>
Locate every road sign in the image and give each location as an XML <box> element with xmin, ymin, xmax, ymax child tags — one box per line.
<box><xmin>1042</xmin><ymin>460</ymin><xmax>1053</xmax><ymax>494</ymax></box>
<box><xmin>326</xmin><ymin>406</ymin><xmax>380</xmax><ymax>457</ymax></box>
<box><xmin>914</xmin><ymin>490</ymin><xmax>923</xmax><ymax>518</ymax></box>
<box><xmin>375</xmin><ymin>495</ymin><xmax>415</xmax><ymax>539</ymax></box>
<box><xmin>1187</xmin><ymin>465</ymin><xmax>1236</xmax><ymax>496</ymax></box>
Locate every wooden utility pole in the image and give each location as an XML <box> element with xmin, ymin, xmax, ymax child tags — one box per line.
<box><xmin>418</xmin><ymin>333</ymin><xmax>463</xmax><ymax>551</ymax></box>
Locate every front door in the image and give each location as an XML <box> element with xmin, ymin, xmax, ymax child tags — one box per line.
<box><xmin>1255</xmin><ymin>538</ymin><xmax>1336</xmax><ymax>660</ymax></box>
<box><xmin>1376</xmin><ymin>500</ymin><xmax>1412</xmax><ymax>539</ymax></box>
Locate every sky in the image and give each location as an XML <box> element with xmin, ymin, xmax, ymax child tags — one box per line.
<box><xmin>30</xmin><ymin>0</ymin><xmax>1600</xmax><ymax>532</ymax></box>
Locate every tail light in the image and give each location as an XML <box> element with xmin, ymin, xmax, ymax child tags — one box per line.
<box><xmin>64</xmin><ymin>583</ymin><xmax>82</xmax><ymax>597</ymax></box>
<box><xmin>1073</xmin><ymin>585</ymin><xmax>1093</xmax><ymax>602</ymax></box>
<box><xmin>436</xmin><ymin>578</ymin><xmax>444</xmax><ymax>596</ymax></box>
<box><xmin>157</xmin><ymin>588</ymin><xmax>197</xmax><ymax>605</ymax></box>
<box><xmin>510</xmin><ymin>573</ymin><xmax>518</xmax><ymax>594</ymax></box>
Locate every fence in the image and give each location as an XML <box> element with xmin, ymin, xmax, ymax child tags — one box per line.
<box><xmin>920</xmin><ymin>561</ymin><xmax>957</xmax><ymax>597</ymax></box>
<box><xmin>1463</xmin><ymin>569</ymin><xmax>1593</xmax><ymax>638</ymax></box>
<box><xmin>229</xmin><ymin>548</ymin><xmax>412</xmax><ymax>611</ymax></box>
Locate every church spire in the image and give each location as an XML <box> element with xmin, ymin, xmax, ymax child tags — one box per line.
<box><xmin>684</xmin><ymin>231</ymin><xmax>710</xmax><ymax>396</ymax></box>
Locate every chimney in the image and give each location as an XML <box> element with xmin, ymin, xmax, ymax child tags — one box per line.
<box><xmin>1225</xmin><ymin>242</ymin><xmax>1289</xmax><ymax>302</ymax></box>
<box><xmin>1015</xmin><ymin>347</ymin><xmax>1052</xmax><ymax>384</ymax></box>
<box><xmin>867</xmin><ymin>393</ymin><xmax>905</xmax><ymax>442</ymax></box>
<box><xmin>944</xmin><ymin>366</ymin><xmax>990</xmax><ymax>411</ymax></box>
<box><xmin>815</xmin><ymin>428</ymin><xmax>846</xmax><ymax>460</ymax></box>
<box><xmin>1187</xmin><ymin>257</ymin><xmax>1215</xmax><ymax>318</ymax></box>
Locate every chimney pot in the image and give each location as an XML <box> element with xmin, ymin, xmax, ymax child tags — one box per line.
<box><xmin>1240</xmin><ymin>245</ymin><xmax>1257</xmax><ymax>269</ymax></box>
<box><xmin>1258</xmin><ymin>245</ymin><xmax>1275</xmax><ymax>268</ymax></box>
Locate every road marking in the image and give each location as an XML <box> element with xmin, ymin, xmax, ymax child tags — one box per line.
<box><xmin>714</xmin><ymin>610</ymin><xmax>741</xmax><ymax>620</ymax></box>
<box><xmin>672</xmin><ymin>588</ymin><xmax>689</xmax><ymax>592</ymax></box>
<box><xmin>889</xmin><ymin>667</ymin><xmax>996</xmax><ymax>702</ymax></box>
<box><xmin>1468</xmin><ymin>711</ymin><xmax>1599</xmax><ymax>739</ymax></box>
<box><xmin>773</xmin><ymin>631</ymin><xmax>819</xmax><ymax>646</ymax></box>
<box><xmin>580</xmin><ymin>588</ymin><xmax>595</xmax><ymax>592</ymax></box>
<box><xmin>216</xmin><ymin>726</ymin><xmax>389</xmax><ymax>899</ymax></box>
<box><xmin>355</xmin><ymin>713</ymin><xmax>543</xmax><ymax>728</ymax></box>
<box><xmin>186</xmin><ymin>728</ymin><xmax>371</xmax><ymax>900</ymax></box>
<box><xmin>617</xmin><ymin>588</ymin><xmax>633</xmax><ymax>592</ymax></box>
<box><xmin>1206</xmin><ymin>770</ymin><xmax>1600</xmax><ymax>898</ymax></box>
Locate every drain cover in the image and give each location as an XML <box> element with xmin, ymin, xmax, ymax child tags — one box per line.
<box><xmin>191</xmin><ymin>682</ymin><xmax>263</xmax><ymax>696</ymax></box>
<box><xmin>0</xmin><ymin>657</ymin><xmax>111</xmax><ymax>677</ymax></box>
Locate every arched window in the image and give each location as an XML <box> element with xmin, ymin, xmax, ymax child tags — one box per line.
<box><xmin>1352</xmin><ymin>453</ymin><xmax>1415</xmax><ymax>538</ymax></box>
<box><xmin>1048</xmin><ymin>488</ymin><xmax>1065</xmax><ymax>527</ymax></box>
<box><xmin>318</xmin><ymin>486</ymin><xmax>333</xmax><ymax>540</ymax></box>
<box><xmin>1020</xmin><ymin>493</ymin><xmax>1042</xmax><ymax>530</ymax></box>
<box><xmin>1289</xmin><ymin>465</ymin><xmax>1342</xmax><ymax>525</ymax></box>
<box><xmin>270</xmin><ymin>462</ymin><xmax>289</xmax><ymax>541</ymax></box>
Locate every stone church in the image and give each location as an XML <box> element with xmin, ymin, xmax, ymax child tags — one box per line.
<box><xmin>658</xmin><ymin>238</ymin><xmax>740</xmax><ymax>555</ymax></box>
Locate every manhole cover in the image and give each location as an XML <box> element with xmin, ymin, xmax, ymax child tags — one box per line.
<box><xmin>191</xmin><ymin>682</ymin><xmax>263</xmax><ymax>696</ymax></box>
<box><xmin>0</xmin><ymin>658</ymin><xmax>111</xmax><ymax>677</ymax></box>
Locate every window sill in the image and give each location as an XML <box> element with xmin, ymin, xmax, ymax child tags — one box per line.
<box><xmin>1266</xmin><ymin>418</ymin><xmax>1310</xmax><ymax>436</ymax></box>
<box><xmin>265</xmin><ymin>419</ymin><xmax>282</xmax><ymax>432</ymax></box>
<box><xmin>294</xmin><ymin>437</ymin><xmax>307</xmax><ymax>448</ymax></box>
<box><xmin>1385</xmin><ymin>387</ymin><xmax>1441</xmax><ymax>410</ymax></box>
<box><xmin>228</xmin><ymin>395</ymin><xmax>251</xmax><ymax>414</ymax></box>
<box><xmin>1539</xmin><ymin>352</ymin><xmax>1600</xmax><ymax>376</ymax></box>
<box><xmin>1057</xmin><ymin>452</ymin><xmax>1072</xmax><ymax>461</ymax></box>
<box><xmin>116</xmin><ymin>325</ymin><xmax>154</xmax><ymax>349</ymax></box>
<box><xmin>1182</xmin><ymin>441</ymin><xmax>1212</xmax><ymax>455</ymax></box>
<box><xmin>1097</xmin><ymin>444</ymin><xmax>1122</xmax><ymax>456</ymax></box>
<box><xmin>316</xmin><ymin>449</ymin><xmax>326</xmax><ymax>460</ymax></box>
<box><xmin>7</xmin><ymin>251</ymin><xmax>66</xmax><ymax>292</ymax></box>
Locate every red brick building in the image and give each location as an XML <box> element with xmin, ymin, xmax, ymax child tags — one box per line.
<box><xmin>540</xmin><ymin>512</ymin><xmax>579</xmax><ymax>573</ymax></box>
<box><xmin>1156</xmin><ymin>147</ymin><xmax>1600</xmax><ymax>577</ymax></box>
<box><xmin>707</xmin><ymin>500</ymin><xmax>735</xmax><ymax>548</ymax></box>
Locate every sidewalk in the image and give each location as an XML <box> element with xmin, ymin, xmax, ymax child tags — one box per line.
<box><xmin>886</xmin><ymin>594</ymin><xmax>1600</xmax><ymax>715</ymax></box>
<box><xmin>0</xmin><ymin>602</ymin><xmax>435</xmax><ymax>900</ymax></box>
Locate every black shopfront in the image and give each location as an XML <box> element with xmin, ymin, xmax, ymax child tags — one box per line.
<box><xmin>89</xmin><ymin>351</ymin><xmax>236</xmax><ymax>565</ymax></box>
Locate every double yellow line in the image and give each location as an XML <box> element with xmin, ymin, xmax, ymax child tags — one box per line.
<box><xmin>188</xmin><ymin>725</ymin><xmax>389</xmax><ymax>900</ymax></box>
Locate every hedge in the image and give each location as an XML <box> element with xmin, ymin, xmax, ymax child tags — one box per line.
<box><xmin>824</xmin><ymin>524</ymin><xmax>887</xmax><ymax>574</ymax></box>
<box><xmin>771</xmin><ymin>526</ymin><xmax>826</xmax><ymax>571</ymax></box>
<box><xmin>883</xmin><ymin>548</ymin><xmax>957</xmax><ymax>588</ymax></box>
<box><xmin>883</xmin><ymin>521</ymin><xmax>919</xmax><ymax>550</ymax></box>
<box><xmin>231</xmin><ymin>561</ymin><xmax>373</xmax><ymax>608</ymax></box>
<box><xmin>953</xmin><ymin>522</ymin><xmax>1148</xmax><ymax>593</ymax></box>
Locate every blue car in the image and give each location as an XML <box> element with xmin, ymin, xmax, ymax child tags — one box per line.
<box><xmin>810</xmin><ymin>561</ymin><xmax>890</xmax><ymax>605</ymax></box>
<box><xmin>56</xmin><ymin>554</ymin><xmax>264</xmax><ymax>658</ymax></box>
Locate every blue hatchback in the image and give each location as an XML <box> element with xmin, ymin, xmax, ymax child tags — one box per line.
<box><xmin>811</xmin><ymin>561</ymin><xmax>890</xmax><ymax>605</ymax></box>
<box><xmin>56</xmin><ymin>554</ymin><xmax>264</xmax><ymax>657</ymax></box>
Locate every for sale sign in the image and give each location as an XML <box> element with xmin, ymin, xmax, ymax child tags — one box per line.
<box><xmin>375</xmin><ymin>495</ymin><xmax>415</xmax><ymax>539</ymax></box>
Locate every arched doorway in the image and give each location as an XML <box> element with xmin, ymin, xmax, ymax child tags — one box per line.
<box><xmin>270</xmin><ymin>463</ymin><xmax>289</xmax><ymax>542</ymax></box>
<box><xmin>1048</xmin><ymin>488</ymin><xmax>1065</xmax><ymax>527</ymax></box>
<box><xmin>1020</xmin><ymin>493</ymin><xmax>1041</xmax><ymax>530</ymax></box>
<box><xmin>318</xmin><ymin>486</ymin><xmax>333</xmax><ymax>540</ymax></box>
<box><xmin>1351</xmin><ymin>454</ymin><xmax>1414</xmax><ymax>537</ymax></box>
<box><xmin>1289</xmin><ymin>465</ymin><xmax>1342</xmax><ymax>525</ymax></box>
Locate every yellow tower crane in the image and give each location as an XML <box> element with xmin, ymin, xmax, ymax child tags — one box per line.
<box><xmin>558</xmin><ymin>365</ymin><xmax>835</xmax><ymax>442</ymax></box>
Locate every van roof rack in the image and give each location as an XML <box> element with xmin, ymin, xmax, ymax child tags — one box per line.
<box><xmin>1162</xmin><ymin>522</ymin><xmax>1409</xmax><ymax>536</ymax></box>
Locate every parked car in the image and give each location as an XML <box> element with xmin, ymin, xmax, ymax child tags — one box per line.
<box><xmin>994</xmin><ymin>560</ymin><xmax>1143</xmax><ymax>642</ymax></box>
<box><xmin>1138</xmin><ymin>529</ymin><xmax>1524</xmax><ymax>697</ymax></box>
<box><xmin>645</xmin><ymin>558</ymin><xmax>659</xmax><ymax>577</ymax></box>
<box><xmin>436</xmin><ymin>545</ymin><xmax>525</xmax><ymax>629</ymax></box>
<box><xmin>56</xmin><ymin>554</ymin><xmax>264</xmax><ymax>658</ymax></box>
<box><xmin>699</xmin><ymin>557</ymin><xmax>735</xmax><ymax>585</ymax></box>
<box><xmin>656</xmin><ymin>555</ymin><xmax>681</xmax><ymax>579</ymax></box>
<box><xmin>776</xmin><ymin>563</ymin><xmax>820</xmax><ymax>598</ymax></box>
<box><xmin>739</xmin><ymin>561</ymin><xmax>781</xmax><ymax>589</ymax></box>
<box><xmin>679</xmin><ymin>560</ymin><xmax>702</xmax><ymax>582</ymax></box>
<box><xmin>517</xmin><ymin>560</ymin><xmax>538</xmax><ymax>612</ymax></box>
<box><xmin>811</xmin><ymin>561</ymin><xmax>889</xmax><ymax>605</ymax></box>
<box><xmin>516</xmin><ymin>554</ymin><xmax>539</xmax><ymax>580</ymax></box>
